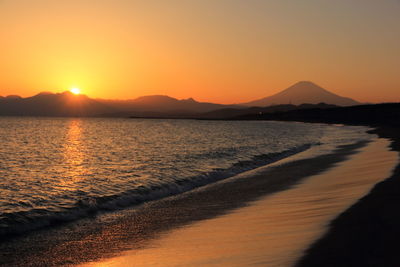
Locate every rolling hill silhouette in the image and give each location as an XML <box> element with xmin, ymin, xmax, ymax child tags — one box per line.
<box><xmin>0</xmin><ymin>92</ymin><xmax>239</xmax><ymax>117</ymax></box>
<box><xmin>243</xmin><ymin>81</ymin><xmax>361</xmax><ymax>107</ymax></box>
<box><xmin>0</xmin><ymin>91</ymin><xmax>115</xmax><ymax>117</ymax></box>
<box><xmin>97</xmin><ymin>95</ymin><xmax>238</xmax><ymax>115</ymax></box>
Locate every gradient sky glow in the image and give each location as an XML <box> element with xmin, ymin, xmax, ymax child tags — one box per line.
<box><xmin>1</xmin><ymin>0</ymin><xmax>399</xmax><ymax>103</ymax></box>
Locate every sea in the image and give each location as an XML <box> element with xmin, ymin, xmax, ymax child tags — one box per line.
<box><xmin>0</xmin><ymin>117</ymin><xmax>371</xmax><ymax>238</ymax></box>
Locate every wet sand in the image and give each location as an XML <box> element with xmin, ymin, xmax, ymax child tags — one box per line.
<box><xmin>78</xmin><ymin>138</ymin><xmax>397</xmax><ymax>267</ymax></box>
<box><xmin>296</xmin><ymin>127</ymin><xmax>400</xmax><ymax>267</ymax></box>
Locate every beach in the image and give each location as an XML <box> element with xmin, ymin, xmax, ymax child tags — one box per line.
<box><xmin>1</xmin><ymin>131</ymin><xmax>397</xmax><ymax>266</ymax></box>
<box><xmin>296</xmin><ymin>126</ymin><xmax>400</xmax><ymax>267</ymax></box>
<box><xmin>79</xmin><ymin>138</ymin><xmax>397</xmax><ymax>267</ymax></box>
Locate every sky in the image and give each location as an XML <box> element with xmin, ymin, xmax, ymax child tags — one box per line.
<box><xmin>1</xmin><ymin>0</ymin><xmax>399</xmax><ymax>104</ymax></box>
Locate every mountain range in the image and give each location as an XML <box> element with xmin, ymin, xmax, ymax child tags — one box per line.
<box><xmin>0</xmin><ymin>81</ymin><xmax>362</xmax><ymax>117</ymax></box>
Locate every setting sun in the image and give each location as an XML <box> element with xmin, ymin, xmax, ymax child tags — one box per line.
<box><xmin>70</xmin><ymin>88</ymin><xmax>81</xmax><ymax>95</ymax></box>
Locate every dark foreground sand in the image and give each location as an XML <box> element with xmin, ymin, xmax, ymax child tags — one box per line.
<box><xmin>0</xmin><ymin>136</ymin><xmax>397</xmax><ymax>266</ymax></box>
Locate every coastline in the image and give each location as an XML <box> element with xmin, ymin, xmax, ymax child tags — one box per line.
<box><xmin>80</xmin><ymin>137</ymin><xmax>398</xmax><ymax>267</ymax></box>
<box><xmin>296</xmin><ymin>126</ymin><xmax>400</xmax><ymax>267</ymax></box>
<box><xmin>0</xmin><ymin>136</ymin><xmax>379</xmax><ymax>266</ymax></box>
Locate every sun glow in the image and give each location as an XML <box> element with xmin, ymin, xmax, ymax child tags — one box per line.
<box><xmin>70</xmin><ymin>88</ymin><xmax>81</xmax><ymax>95</ymax></box>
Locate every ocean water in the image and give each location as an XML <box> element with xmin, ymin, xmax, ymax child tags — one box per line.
<box><xmin>0</xmin><ymin>117</ymin><xmax>370</xmax><ymax>237</ymax></box>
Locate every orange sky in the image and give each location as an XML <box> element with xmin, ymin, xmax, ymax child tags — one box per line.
<box><xmin>1</xmin><ymin>0</ymin><xmax>399</xmax><ymax>104</ymax></box>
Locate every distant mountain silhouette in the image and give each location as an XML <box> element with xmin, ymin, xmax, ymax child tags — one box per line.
<box><xmin>243</xmin><ymin>81</ymin><xmax>361</xmax><ymax>107</ymax></box>
<box><xmin>0</xmin><ymin>84</ymin><xmax>363</xmax><ymax>117</ymax></box>
<box><xmin>4</xmin><ymin>95</ymin><xmax>22</xmax><ymax>100</ymax></box>
<box><xmin>0</xmin><ymin>91</ymin><xmax>115</xmax><ymax>117</ymax></box>
<box><xmin>98</xmin><ymin>95</ymin><xmax>238</xmax><ymax>116</ymax></box>
<box><xmin>0</xmin><ymin>92</ymin><xmax>240</xmax><ymax>117</ymax></box>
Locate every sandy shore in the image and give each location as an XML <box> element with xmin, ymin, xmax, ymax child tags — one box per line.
<box><xmin>1</xmin><ymin>137</ymin><xmax>397</xmax><ymax>266</ymax></box>
<box><xmin>296</xmin><ymin>127</ymin><xmax>400</xmax><ymax>267</ymax></box>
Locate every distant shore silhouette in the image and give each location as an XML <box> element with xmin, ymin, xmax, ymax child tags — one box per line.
<box><xmin>0</xmin><ymin>81</ymin><xmax>361</xmax><ymax>118</ymax></box>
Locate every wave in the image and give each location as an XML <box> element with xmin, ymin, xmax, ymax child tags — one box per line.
<box><xmin>0</xmin><ymin>143</ymin><xmax>314</xmax><ymax>239</ymax></box>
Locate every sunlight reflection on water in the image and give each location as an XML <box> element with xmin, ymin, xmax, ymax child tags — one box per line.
<box><xmin>59</xmin><ymin>119</ymin><xmax>85</xmax><ymax>190</ymax></box>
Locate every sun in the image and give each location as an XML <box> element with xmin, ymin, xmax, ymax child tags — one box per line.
<box><xmin>70</xmin><ymin>88</ymin><xmax>81</xmax><ymax>95</ymax></box>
